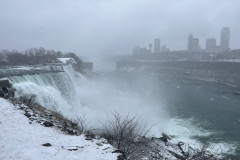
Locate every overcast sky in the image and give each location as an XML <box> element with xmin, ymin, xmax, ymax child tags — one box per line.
<box><xmin>0</xmin><ymin>0</ymin><xmax>239</xmax><ymax>56</ymax></box>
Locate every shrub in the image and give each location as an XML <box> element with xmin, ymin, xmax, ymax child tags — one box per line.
<box><xmin>100</xmin><ymin>111</ymin><xmax>151</xmax><ymax>159</ymax></box>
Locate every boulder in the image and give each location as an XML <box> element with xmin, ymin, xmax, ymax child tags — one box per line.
<box><xmin>8</xmin><ymin>88</ymin><xmax>15</xmax><ymax>98</ymax></box>
<box><xmin>0</xmin><ymin>80</ymin><xmax>15</xmax><ymax>99</ymax></box>
<box><xmin>85</xmin><ymin>131</ymin><xmax>96</xmax><ymax>139</ymax></box>
<box><xmin>24</xmin><ymin>112</ymin><xmax>32</xmax><ymax>118</ymax></box>
<box><xmin>43</xmin><ymin>121</ymin><xmax>54</xmax><ymax>127</ymax></box>
<box><xmin>117</xmin><ymin>155</ymin><xmax>125</xmax><ymax>160</ymax></box>
<box><xmin>42</xmin><ymin>143</ymin><xmax>52</xmax><ymax>147</ymax></box>
<box><xmin>96</xmin><ymin>142</ymin><xmax>103</xmax><ymax>146</ymax></box>
<box><xmin>112</xmin><ymin>150</ymin><xmax>126</xmax><ymax>160</ymax></box>
<box><xmin>0</xmin><ymin>80</ymin><xmax>12</xmax><ymax>88</ymax></box>
<box><xmin>66</xmin><ymin>129</ymin><xmax>74</xmax><ymax>135</ymax></box>
<box><xmin>2</xmin><ymin>86</ymin><xmax>8</xmax><ymax>93</ymax></box>
<box><xmin>0</xmin><ymin>90</ymin><xmax>4</xmax><ymax>98</ymax></box>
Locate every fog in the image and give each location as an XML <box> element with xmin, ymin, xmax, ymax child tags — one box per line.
<box><xmin>9</xmin><ymin>66</ymin><xmax>169</xmax><ymax>135</ymax></box>
<box><xmin>0</xmin><ymin>0</ymin><xmax>240</xmax><ymax>57</ymax></box>
<box><xmin>1</xmin><ymin>1</ymin><xmax>240</xmax><ymax>158</ymax></box>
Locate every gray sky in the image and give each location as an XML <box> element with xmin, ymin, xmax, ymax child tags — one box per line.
<box><xmin>0</xmin><ymin>0</ymin><xmax>239</xmax><ymax>56</ymax></box>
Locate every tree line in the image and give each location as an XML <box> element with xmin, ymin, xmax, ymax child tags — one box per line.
<box><xmin>0</xmin><ymin>47</ymin><xmax>83</xmax><ymax>66</ymax></box>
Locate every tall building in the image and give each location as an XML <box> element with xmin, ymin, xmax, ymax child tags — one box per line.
<box><xmin>192</xmin><ymin>38</ymin><xmax>199</xmax><ymax>51</ymax></box>
<box><xmin>154</xmin><ymin>38</ymin><xmax>160</xmax><ymax>54</ymax></box>
<box><xmin>188</xmin><ymin>34</ymin><xmax>193</xmax><ymax>51</ymax></box>
<box><xmin>149</xmin><ymin>43</ymin><xmax>152</xmax><ymax>53</ymax></box>
<box><xmin>220</xmin><ymin>27</ymin><xmax>230</xmax><ymax>51</ymax></box>
<box><xmin>188</xmin><ymin>34</ymin><xmax>199</xmax><ymax>52</ymax></box>
<box><xmin>206</xmin><ymin>38</ymin><xmax>216</xmax><ymax>52</ymax></box>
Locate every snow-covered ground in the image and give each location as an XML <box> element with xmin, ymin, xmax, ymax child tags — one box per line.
<box><xmin>0</xmin><ymin>98</ymin><xmax>118</xmax><ymax>160</ymax></box>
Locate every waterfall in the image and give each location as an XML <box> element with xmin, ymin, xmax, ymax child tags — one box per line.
<box><xmin>7</xmin><ymin>65</ymin><xmax>81</xmax><ymax>118</ymax></box>
<box><xmin>7</xmin><ymin>65</ymin><xmax>168</xmax><ymax>133</ymax></box>
<box><xmin>4</xmin><ymin>65</ymin><xmax>237</xmax><ymax>156</ymax></box>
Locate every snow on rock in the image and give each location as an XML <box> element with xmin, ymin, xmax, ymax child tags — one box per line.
<box><xmin>57</xmin><ymin>58</ymin><xmax>76</xmax><ymax>64</ymax></box>
<box><xmin>0</xmin><ymin>98</ymin><xmax>118</xmax><ymax>160</ymax></box>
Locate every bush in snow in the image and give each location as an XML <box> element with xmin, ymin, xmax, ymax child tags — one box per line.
<box><xmin>100</xmin><ymin>111</ymin><xmax>152</xmax><ymax>159</ymax></box>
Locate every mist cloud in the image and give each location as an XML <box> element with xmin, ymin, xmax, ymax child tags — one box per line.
<box><xmin>0</xmin><ymin>0</ymin><xmax>239</xmax><ymax>56</ymax></box>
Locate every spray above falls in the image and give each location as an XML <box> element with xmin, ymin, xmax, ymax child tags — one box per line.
<box><xmin>7</xmin><ymin>65</ymin><xmax>168</xmax><ymax>134</ymax></box>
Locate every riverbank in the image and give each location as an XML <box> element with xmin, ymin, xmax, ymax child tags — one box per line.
<box><xmin>0</xmin><ymin>98</ymin><xmax>119</xmax><ymax>160</ymax></box>
<box><xmin>117</xmin><ymin>60</ymin><xmax>240</xmax><ymax>87</ymax></box>
<box><xmin>0</xmin><ymin>75</ymin><xmax>230</xmax><ymax>159</ymax></box>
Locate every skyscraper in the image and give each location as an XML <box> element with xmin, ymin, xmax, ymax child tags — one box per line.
<box><xmin>206</xmin><ymin>38</ymin><xmax>216</xmax><ymax>52</ymax></box>
<box><xmin>192</xmin><ymin>38</ymin><xmax>199</xmax><ymax>51</ymax></box>
<box><xmin>188</xmin><ymin>34</ymin><xmax>199</xmax><ymax>52</ymax></box>
<box><xmin>188</xmin><ymin>34</ymin><xmax>193</xmax><ymax>51</ymax></box>
<box><xmin>220</xmin><ymin>27</ymin><xmax>230</xmax><ymax>51</ymax></box>
<box><xmin>154</xmin><ymin>38</ymin><xmax>160</xmax><ymax>54</ymax></box>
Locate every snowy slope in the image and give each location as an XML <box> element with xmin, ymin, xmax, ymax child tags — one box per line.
<box><xmin>0</xmin><ymin>98</ymin><xmax>118</xmax><ymax>160</ymax></box>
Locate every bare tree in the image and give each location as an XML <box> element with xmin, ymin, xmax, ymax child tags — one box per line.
<box><xmin>101</xmin><ymin>111</ymin><xmax>152</xmax><ymax>159</ymax></box>
<box><xmin>73</xmin><ymin>115</ymin><xmax>88</xmax><ymax>133</ymax></box>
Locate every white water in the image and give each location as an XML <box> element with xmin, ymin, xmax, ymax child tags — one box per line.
<box><xmin>7</xmin><ymin>65</ymin><xmax>168</xmax><ymax>134</ymax></box>
<box><xmin>6</xmin><ymin>65</ymin><xmax>236</xmax><ymax>154</ymax></box>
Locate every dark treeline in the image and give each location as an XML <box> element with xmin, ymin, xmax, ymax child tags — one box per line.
<box><xmin>0</xmin><ymin>47</ymin><xmax>83</xmax><ymax>66</ymax></box>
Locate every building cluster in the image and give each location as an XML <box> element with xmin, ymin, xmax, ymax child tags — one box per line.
<box><xmin>133</xmin><ymin>38</ymin><xmax>170</xmax><ymax>56</ymax></box>
<box><xmin>133</xmin><ymin>27</ymin><xmax>231</xmax><ymax>56</ymax></box>
<box><xmin>188</xmin><ymin>27</ymin><xmax>230</xmax><ymax>53</ymax></box>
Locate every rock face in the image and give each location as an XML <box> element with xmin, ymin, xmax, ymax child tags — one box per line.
<box><xmin>13</xmin><ymin>100</ymin><xmax>83</xmax><ymax>136</ymax></box>
<box><xmin>42</xmin><ymin>143</ymin><xmax>52</xmax><ymax>147</ymax></box>
<box><xmin>0</xmin><ymin>79</ymin><xmax>15</xmax><ymax>99</ymax></box>
<box><xmin>0</xmin><ymin>80</ymin><xmax>12</xmax><ymax>88</ymax></box>
<box><xmin>43</xmin><ymin>121</ymin><xmax>54</xmax><ymax>127</ymax></box>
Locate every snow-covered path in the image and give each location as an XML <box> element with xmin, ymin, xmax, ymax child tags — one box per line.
<box><xmin>0</xmin><ymin>98</ymin><xmax>118</xmax><ymax>160</ymax></box>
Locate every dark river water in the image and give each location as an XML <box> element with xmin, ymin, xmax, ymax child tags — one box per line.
<box><xmin>107</xmin><ymin>71</ymin><xmax>240</xmax><ymax>159</ymax></box>
<box><xmin>157</xmin><ymin>75</ymin><xmax>240</xmax><ymax>159</ymax></box>
<box><xmin>5</xmin><ymin>64</ymin><xmax>239</xmax><ymax>159</ymax></box>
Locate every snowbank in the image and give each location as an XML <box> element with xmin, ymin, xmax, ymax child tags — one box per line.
<box><xmin>0</xmin><ymin>98</ymin><xmax>118</xmax><ymax>160</ymax></box>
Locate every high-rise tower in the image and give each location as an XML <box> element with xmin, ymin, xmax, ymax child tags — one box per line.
<box><xmin>188</xmin><ymin>34</ymin><xmax>193</xmax><ymax>51</ymax></box>
<box><xmin>188</xmin><ymin>34</ymin><xmax>199</xmax><ymax>52</ymax></box>
<box><xmin>220</xmin><ymin>27</ymin><xmax>230</xmax><ymax>51</ymax></box>
<box><xmin>154</xmin><ymin>38</ymin><xmax>160</xmax><ymax>54</ymax></box>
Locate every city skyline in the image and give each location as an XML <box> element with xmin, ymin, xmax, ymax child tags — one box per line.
<box><xmin>138</xmin><ymin>26</ymin><xmax>235</xmax><ymax>53</ymax></box>
<box><xmin>0</xmin><ymin>0</ymin><xmax>239</xmax><ymax>56</ymax></box>
<box><xmin>187</xmin><ymin>27</ymin><xmax>231</xmax><ymax>53</ymax></box>
<box><xmin>134</xmin><ymin>26</ymin><xmax>234</xmax><ymax>55</ymax></box>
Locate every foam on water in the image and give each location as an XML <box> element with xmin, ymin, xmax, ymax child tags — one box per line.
<box><xmin>6</xmin><ymin>65</ymin><xmax>237</xmax><ymax>155</ymax></box>
<box><xmin>164</xmin><ymin>117</ymin><xmax>237</xmax><ymax>155</ymax></box>
<box><xmin>7</xmin><ymin>66</ymin><xmax>167</xmax><ymax>132</ymax></box>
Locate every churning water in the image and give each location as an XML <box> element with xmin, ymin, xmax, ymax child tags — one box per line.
<box><xmin>7</xmin><ymin>66</ymin><xmax>168</xmax><ymax>131</ymax></box>
<box><xmin>6</xmin><ymin>65</ymin><xmax>239</xmax><ymax>158</ymax></box>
